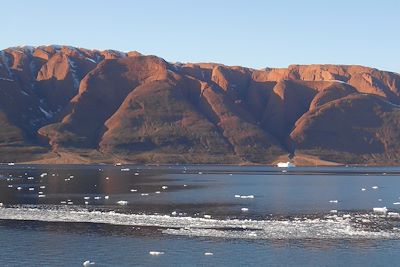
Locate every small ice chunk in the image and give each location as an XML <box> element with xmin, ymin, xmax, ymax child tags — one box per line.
<box><xmin>134</xmin><ymin>172</ymin><xmax>139</xmax><ymax>176</ymax></box>
<box><xmin>141</xmin><ymin>193</ymin><xmax>149</xmax><ymax>196</ymax></box>
<box><xmin>248</xmin><ymin>232</ymin><xmax>258</xmax><ymax>237</ymax></box>
<box><xmin>372</xmin><ymin>186</ymin><xmax>379</xmax><ymax>190</ymax></box>
<box><xmin>29</xmin><ymin>188</ymin><xmax>34</xmax><ymax>191</ymax></box>
<box><xmin>241</xmin><ymin>207</ymin><xmax>249</xmax><ymax>212</ymax></box>
<box><xmin>38</xmin><ymin>194</ymin><xmax>46</xmax><ymax>198</ymax></box>
<box><xmin>204</xmin><ymin>252</ymin><xmax>213</xmax><ymax>256</ymax></box>
<box><xmin>40</xmin><ymin>186</ymin><xmax>46</xmax><ymax>189</ymax></box>
<box><xmin>241</xmin><ymin>195</ymin><xmax>254</xmax><ymax>199</ymax></box>
<box><xmin>17</xmin><ymin>187</ymin><xmax>22</xmax><ymax>190</ymax></box>
<box><xmin>388</xmin><ymin>212</ymin><xmax>400</xmax><ymax>218</ymax></box>
<box><xmin>203</xmin><ymin>214</ymin><xmax>212</xmax><ymax>219</ymax></box>
<box><xmin>0</xmin><ymin>203</ymin><xmax>3</xmax><ymax>207</ymax></box>
<box><xmin>361</xmin><ymin>188</ymin><xmax>366</xmax><ymax>191</ymax></box>
<box><xmin>330</xmin><ymin>210</ymin><xmax>338</xmax><ymax>213</ymax></box>
<box><xmin>183</xmin><ymin>184</ymin><xmax>187</xmax><ymax>187</ymax></box>
<box><xmin>120</xmin><ymin>168</ymin><xmax>130</xmax><ymax>172</ymax></box>
<box><xmin>130</xmin><ymin>189</ymin><xmax>138</xmax><ymax>192</ymax></box>
<box><xmin>171</xmin><ymin>211</ymin><xmax>177</xmax><ymax>216</ymax></box>
<box><xmin>149</xmin><ymin>251</ymin><xmax>164</xmax><ymax>256</ymax></box>
<box><xmin>373</xmin><ymin>207</ymin><xmax>388</xmax><ymax>214</ymax></box>
<box><xmin>234</xmin><ymin>195</ymin><xmax>241</xmax><ymax>198</ymax></box>
<box><xmin>329</xmin><ymin>200</ymin><xmax>338</xmax><ymax>203</ymax></box>
<box><xmin>85</xmin><ymin>201</ymin><xmax>89</xmax><ymax>205</ymax></box>
<box><xmin>83</xmin><ymin>260</ymin><xmax>95</xmax><ymax>266</ymax></box>
<box><xmin>94</xmin><ymin>196</ymin><xmax>101</xmax><ymax>200</ymax></box>
<box><xmin>104</xmin><ymin>196</ymin><xmax>109</xmax><ymax>200</ymax></box>
<box><xmin>117</xmin><ymin>200</ymin><xmax>128</xmax><ymax>205</ymax></box>
<box><xmin>40</xmin><ymin>173</ymin><xmax>47</xmax><ymax>178</ymax></box>
<box><xmin>155</xmin><ymin>191</ymin><xmax>161</xmax><ymax>194</ymax></box>
<box><xmin>161</xmin><ymin>186</ymin><xmax>168</xmax><ymax>190</ymax></box>
<box><xmin>84</xmin><ymin>196</ymin><xmax>90</xmax><ymax>200</ymax></box>
<box><xmin>393</xmin><ymin>202</ymin><xmax>400</xmax><ymax>205</ymax></box>
<box><xmin>198</xmin><ymin>172</ymin><xmax>203</xmax><ymax>175</ymax></box>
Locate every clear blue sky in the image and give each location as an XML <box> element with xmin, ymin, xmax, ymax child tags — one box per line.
<box><xmin>2</xmin><ymin>0</ymin><xmax>399</xmax><ymax>72</ymax></box>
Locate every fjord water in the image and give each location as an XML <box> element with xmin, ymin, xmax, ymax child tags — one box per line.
<box><xmin>0</xmin><ymin>165</ymin><xmax>400</xmax><ymax>266</ymax></box>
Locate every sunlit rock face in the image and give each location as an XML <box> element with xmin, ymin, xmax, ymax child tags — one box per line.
<box><xmin>0</xmin><ymin>45</ymin><xmax>400</xmax><ymax>164</ymax></box>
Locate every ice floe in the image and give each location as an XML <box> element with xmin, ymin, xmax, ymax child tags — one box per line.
<box><xmin>373</xmin><ymin>207</ymin><xmax>388</xmax><ymax>214</ymax></box>
<box><xmin>149</xmin><ymin>251</ymin><xmax>164</xmax><ymax>256</ymax></box>
<box><xmin>0</xmin><ymin>206</ymin><xmax>399</xmax><ymax>240</ymax></box>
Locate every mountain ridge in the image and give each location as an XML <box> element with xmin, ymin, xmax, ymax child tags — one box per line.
<box><xmin>1</xmin><ymin>45</ymin><xmax>400</xmax><ymax>165</ymax></box>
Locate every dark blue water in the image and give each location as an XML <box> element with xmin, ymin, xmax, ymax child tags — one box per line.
<box><xmin>0</xmin><ymin>165</ymin><xmax>400</xmax><ymax>266</ymax></box>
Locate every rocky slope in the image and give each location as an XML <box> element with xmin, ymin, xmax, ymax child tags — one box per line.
<box><xmin>0</xmin><ymin>45</ymin><xmax>399</xmax><ymax>165</ymax></box>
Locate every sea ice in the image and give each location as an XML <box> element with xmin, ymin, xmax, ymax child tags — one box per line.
<box><xmin>149</xmin><ymin>251</ymin><xmax>164</xmax><ymax>256</ymax></box>
<box><xmin>83</xmin><ymin>260</ymin><xmax>95</xmax><ymax>266</ymax></box>
<box><xmin>117</xmin><ymin>200</ymin><xmax>128</xmax><ymax>205</ymax></box>
<box><xmin>388</xmin><ymin>212</ymin><xmax>400</xmax><ymax>218</ymax></box>
<box><xmin>373</xmin><ymin>207</ymin><xmax>388</xmax><ymax>214</ymax></box>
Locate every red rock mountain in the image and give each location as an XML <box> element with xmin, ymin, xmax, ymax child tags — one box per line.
<box><xmin>1</xmin><ymin>45</ymin><xmax>399</xmax><ymax>165</ymax></box>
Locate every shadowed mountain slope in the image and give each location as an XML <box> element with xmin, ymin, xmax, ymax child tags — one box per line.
<box><xmin>0</xmin><ymin>45</ymin><xmax>399</xmax><ymax>165</ymax></box>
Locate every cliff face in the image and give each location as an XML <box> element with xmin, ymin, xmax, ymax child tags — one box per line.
<box><xmin>1</xmin><ymin>45</ymin><xmax>400</xmax><ymax>164</ymax></box>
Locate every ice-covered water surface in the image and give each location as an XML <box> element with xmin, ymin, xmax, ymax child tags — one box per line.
<box><xmin>1</xmin><ymin>165</ymin><xmax>400</xmax><ymax>266</ymax></box>
<box><xmin>0</xmin><ymin>206</ymin><xmax>399</xmax><ymax>240</ymax></box>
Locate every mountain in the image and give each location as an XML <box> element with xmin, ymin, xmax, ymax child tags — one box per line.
<box><xmin>0</xmin><ymin>45</ymin><xmax>400</xmax><ymax>165</ymax></box>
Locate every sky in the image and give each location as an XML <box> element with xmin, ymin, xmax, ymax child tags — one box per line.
<box><xmin>2</xmin><ymin>0</ymin><xmax>399</xmax><ymax>72</ymax></box>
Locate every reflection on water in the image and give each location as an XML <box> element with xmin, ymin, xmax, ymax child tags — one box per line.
<box><xmin>0</xmin><ymin>164</ymin><xmax>400</xmax><ymax>266</ymax></box>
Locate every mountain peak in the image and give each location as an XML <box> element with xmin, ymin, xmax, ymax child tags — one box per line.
<box><xmin>0</xmin><ymin>45</ymin><xmax>400</xmax><ymax>165</ymax></box>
